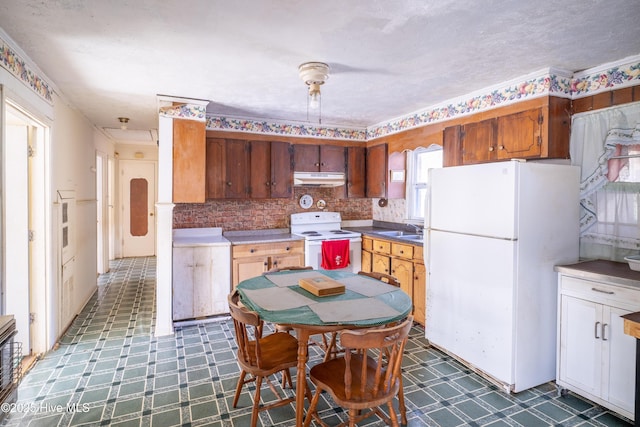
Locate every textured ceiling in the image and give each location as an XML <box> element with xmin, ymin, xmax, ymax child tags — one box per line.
<box><xmin>0</xmin><ymin>0</ymin><xmax>639</xmax><ymax>139</ymax></box>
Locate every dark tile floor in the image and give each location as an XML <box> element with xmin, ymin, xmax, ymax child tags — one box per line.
<box><xmin>1</xmin><ymin>257</ymin><xmax>634</xmax><ymax>426</ymax></box>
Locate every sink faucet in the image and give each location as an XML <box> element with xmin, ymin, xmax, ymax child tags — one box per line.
<box><xmin>408</xmin><ymin>224</ymin><xmax>423</xmax><ymax>236</ymax></box>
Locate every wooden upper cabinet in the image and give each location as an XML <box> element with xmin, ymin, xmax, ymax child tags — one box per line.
<box><xmin>443</xmin><ymin>125</ymin><xmax>462</xmax><ymax>167</ymax></box>
<box><xmin>206</xmin><ymin>138</ymin><xmax>226</xmax><ymax>199</ymax></box>
<box><xmin>173</xmin><ymin>119</ymin><xmax>206</xmax><ymax>203</ymax></box>
<box><xmin>444</xmin><ymin>97</ymin><xmax>571</xmax><ymax>167</ymax></box>
<box><xmin>496</xmin><ymin>108</ymin><xmax>542</xmax><ymax>159</ymax></box>
<box><xmin>345</xmin><ymin>146</ymin><xmax>365</xmax><ymax>198</ymax></box>
<box><xmin>366</xmin><ymin>143</ymin><xmax>388</xmax><ymax>198</ymax></box>
<box><xmin>249</xmin><ymin>140</ymin><xmax>271</xmax><ymax>199</ymax></box>
<box><xmin>293</xmin><ymin>144</ymin><xmax>346</xmax><ymax>172</ymax></box>
<box><xmin>270</xmin><ymin>141</ymin><xmax>293</xmax><ymax>198</ymax></box>
<box><xmin>225</xmin><ymin>139</ymin><xmax>250</xmax><ymax>198</ymax></box>
<box><xmin>250</xmin><ymin>140</ymin><xmax>292</xmax><ymax>198</ymax></box>
<box><xmin>461</xmin><ymin>118</ymin><xmax>496</xmax><ymax>164</ymax></box>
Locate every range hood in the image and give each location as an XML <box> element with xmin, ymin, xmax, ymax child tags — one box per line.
<box><xmin>293</xmin><ymin>171</ymin><xmax>346</xmax><ymax>187</ymax></box>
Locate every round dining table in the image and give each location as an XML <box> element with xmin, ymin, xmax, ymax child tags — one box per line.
<box><xmin>236</xmin><ymin>269</ymin><xmax>412</xmax><ymax>427</ymax></box>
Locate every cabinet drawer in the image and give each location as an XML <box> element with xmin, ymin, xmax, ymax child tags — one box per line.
<box><xmin>362</xmin><ymin>237</ymin><xmax>373</xmax><ymax>251</ymax></box>
<box><xmin>233</xmin><ymin>240</ymin><xmax>303</xmax><ymax>258</ymax></box>
<box><xmin>560</xmin><ymin>275</ymin><xmax>640</xmax><ymax>308</ymax></box>
<box><xmin>372</xmin><ymin>239</ymin><xmax>391</xmax><ymax>255</ymax></box>
<box><xmin>391</xmin><ymin>242</ymin><xmax>413</xmax><ymax>259</ymax></box>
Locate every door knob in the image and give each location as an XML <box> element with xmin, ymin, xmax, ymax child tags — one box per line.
<box><xmin>149</xmin><ymin>213</ymin><xmax>154</xmax><ymax>216</ymax></box>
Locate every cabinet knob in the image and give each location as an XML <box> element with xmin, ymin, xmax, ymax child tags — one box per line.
<box><xmin>488</xmin><ymin>146</ymin><xmax>495</xmax><ymax>152</ymax></box>
<box><xmin>498</xmin><ymin>145</ymin><xmax>505</xmax><ymax>150</ymax></box>
<box><xmin>315</xmin><ymin>162</ymin><xmax>320</xmax><ymax>167</ymax></box>
<box><xmin>265</xmin><ymin>181</ymin><xmax>271</xmax><ymax>186</ymax></box>
<box><xmin>227</xmin><ymin>181</ymin><xmax>232</xmax><ymax>186</ymax></box>
<box><xmin>250</xmin><ymin>249</ymin><xmax>255</xmax><ymax>253</ymax></box>
<box><xmin>285</xmin><ymin>246</ymin><xmax>290</xmax><ymax>251</ymax></box>
<box><xmin>400</xmin><ymin>250</ymin><xmax>404</xmax><ymax>254</ymax></box>
<box><xmin>320</xmin><ymin>162</ymin><xmax>325</xmax><ymax>166</ymax></box>
<box><xmin>264</xmin><ymin>262</ymin><xmax>268</xmax><ymax>266</ymax></box>
<box><xmin>272</xmin><ymin>182</ymin><xmax>276</xmax><ymax>186</ymax></box>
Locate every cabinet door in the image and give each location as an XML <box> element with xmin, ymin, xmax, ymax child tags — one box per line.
<box><xmin>559</xmin><ymin>295</ymin><xmax>602</xmax><ymax>396</ymax></box>
<box><xmin>225</xmin><ymin>140</ymin><xmax>250</xmax><ymax>198</ymax></box>
<box><xmin>173</xmin><ymin>119</ymin><xmax>206</xmax><ymax>203</ymax></box>
<box><xmin>172</xmin><ymin>248</ymin><xmax>195</xmax><ymax>320</ymax></box>
<box><xmin>361</xmin><ymin>250</ymin><xmax>372</xmax><ymax>273</ymax></box>
<box><xmin>443</xmin><ymin>125</ymin><xmax>462</xmax><ymax>167</ymax></box>
<box><xmin>345</xmin><ymin>146</ymin><xmax>365</xmax><ymax>198</ymax></box>
<box><xmin>496</xmin><ymin>108</ymin><xmax>542</xmax><ymax>160</ymax></box>
<box><xmin>366</xmin><ymin>144</ymin><xmax>388</xmax><ymax>198</ymax></box>
<box><xmin>249</xmin><ymin>140</ymin><xmax>271</xmax><ymax>198</ymax></box>
<box><xmin>192</xmin><ymin>247</ymin><xmax>214</xmax><ymax>318</ymax></box>
<box><xmin>391</xmin><ymin>258</ymin><xmax>413</xmax><ymax>301</ymax></box>
<box><xmin>233</xmin><ymin>256</ymin><xmax>269</xmax><ymax>288</ymax></box>
<box><xmin>372</xmin><ymin>253</ymin><xmax>391</xmax><ymax>275</ymax></box>
<box><xmin>272</xmin><ymin>253</ymin><xmax>304</xmax><ymax>271</ymax></box>
<box><xmin>320</xmin><ymin>145</ymin><xmax>346</xmax><ymax>172</ymax></box>
<box><xmin>602</xmin><ymin>305</ymin><xmax>636</xmax><ymax>414</ymax></box>
<box><xmin>413</xmin><ymin>262</ymin><xmax>426</xmax><ymax>326</ymax></box>
<box><xmin>270</xmin><ymin>141</ymin><xmax>293</xmax><ymax>198</ymax></box>
<box><xmin>294</xmin><ymin>144</ymin><xmax>320</xmax><ymax>171</ymax></box>
<box><xmin>461</xmin><ymin>118</ymin><xmax>496</xmax><ymax>164</ymax></box>
<box><xmin>206</xmin><ymin>138</ymin><xmax>226</xmax><ymax>199</ymax></box>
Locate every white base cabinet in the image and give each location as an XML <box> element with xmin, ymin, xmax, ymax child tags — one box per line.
<box><xmin>557</xmin><ymin>269</ymin><xmax>639</xmax><ymax>421</ymax></box>
<box><xmin>173</xmin><ymin>245</ymin><xmax>231</xmax><ymax>321</ymax></box>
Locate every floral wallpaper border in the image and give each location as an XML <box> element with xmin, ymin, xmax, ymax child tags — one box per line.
<box><xmin>205</xmin><ymin>116</ymin><xmax>367</xmax><ymax>141</ymax></box>
<box><xmin>159</xmin><ymin>103</ymin><xmax>207</xmax><ymax>121</ymax></box>
<box><xmin>0</xmin><ymin>38</ymin><xmax>53</xmax><ymax>103</ymax></box>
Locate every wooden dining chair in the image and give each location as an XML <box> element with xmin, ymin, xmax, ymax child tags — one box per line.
<box><xmin>228</xmin><ymin>291</ymin><xmax>307</xmax><ymax>427</ymax></box>
<box><xmin>357</xmin><ymin>271</ymin><xmax>401</xmax><ymax>287</ymax></box>
<box><xmin>319</xmin><ymin>271</ymin><xmax>404</xmax><ymax>362</ymax></box>
<box><xmin>303</xmin><ymin>315</ymin><xmax>414</xmax><ymax>427</ymax></box>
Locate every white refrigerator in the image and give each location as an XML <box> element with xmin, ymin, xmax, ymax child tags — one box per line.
<box><xmin>425</xmin><ymin>160</ymin><xmax>580</xmax><ymax>392</ymax></box>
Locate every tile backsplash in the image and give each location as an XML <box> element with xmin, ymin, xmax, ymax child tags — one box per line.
<box><xmin>173</xmin><ymin>187</ymin><xmax>372</xmax><ymax>230</ymax></box>
<box><xmin>373</xmin><ymin>198</ymin><xmax>406</xmax><ymax>223</ymax></box>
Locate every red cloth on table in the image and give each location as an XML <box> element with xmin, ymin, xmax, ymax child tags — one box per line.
<box><xmin>321</xmin><ymin>239</ymin><xmax>350</xmax><ymax>270</ymax></box>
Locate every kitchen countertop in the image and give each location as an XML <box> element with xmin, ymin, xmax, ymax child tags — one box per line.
<box><xmin>345</xmin><ymin>225</ymin><xmax>425</xmax><ymax>246</ymax></box>
<box><xmin>555</xmin><ymin>259</ymin><xmax>640</xmax><ymax>291</ymax></box>
<box><xmin>223</xmin><ymin>228</ymin><xmax>304</xmax><ymax>245</ymax></box>
<box><xmin>172</xmin><ymin>227</ymin><xmax>231</xmax><ymax>247</ymax></box>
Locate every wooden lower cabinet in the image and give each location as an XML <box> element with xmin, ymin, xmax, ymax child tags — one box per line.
<box><xmin>361</xmin><ymin>235</ymin><xmax>426</xmax><ymax>326</ymax></box>
<box><xmin>232</xmin><ymin>240</ymin><xmax>304</xmax><ymax>287</ymax></box>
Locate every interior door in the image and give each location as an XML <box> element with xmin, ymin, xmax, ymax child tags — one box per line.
<box><xmin>121</xmin><ymin>160</ymin><xmax>156</xmax><ymax>257</ymax></box>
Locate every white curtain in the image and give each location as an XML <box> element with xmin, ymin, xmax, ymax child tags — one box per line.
<box><xmin>570</xmin><ymin>101</ymin><xmax>640</xmax><ymax>261</ymax></box>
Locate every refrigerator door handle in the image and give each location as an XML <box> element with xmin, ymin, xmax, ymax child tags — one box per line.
<box><xmin>428</xmin><ymin>228</ymin><xmax>518</xmax><ymax>241</ymax></box>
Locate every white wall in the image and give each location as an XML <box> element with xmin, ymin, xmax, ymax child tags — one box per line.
<box><xmin>49</xmin><ymin>94</ymin><xmax>114</xmax><ymax>342</ymax></box>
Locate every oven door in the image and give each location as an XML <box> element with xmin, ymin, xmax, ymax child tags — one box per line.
<box><xmin>306</xmin><ymin>237</ymin><xmax>362</xmax><ymax>273</ymax></box>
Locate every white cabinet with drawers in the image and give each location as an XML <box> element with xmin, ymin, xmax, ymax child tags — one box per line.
<box><xmin>556</xmin><ymin>260</ymin><xmax>640</xmax><ymax>421</ymax></box>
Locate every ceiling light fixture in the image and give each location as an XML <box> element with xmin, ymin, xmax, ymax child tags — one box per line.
<box><xmin>298</xmin><ymin>62</ymin><xmax>329</xmax><ymax>124</ymax></box>
<box><xmin>118</xmin><ymin>117</ymin><xmax>129</xmax><ymax>130</ymax></box>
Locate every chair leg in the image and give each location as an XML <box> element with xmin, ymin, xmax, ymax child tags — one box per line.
<box><xmin>251</xmin><ymin>375</ymin><xmax>263</xmax><ymax>427</ymax></box>
<box><xmin>398</xmin><ymin>377</ymin><xmax>407</xmax><ymax>425</ymax></box>
<box><xmin>281</xmin><ymin>368</ymin><xmax>292</xmax><ymax>388</ymax></box>
<box><xmin>233</xmin><ymin>370</ymin><xmax>247</xmax><ymax>408</ymax></box>
<box><xmin>303</xmin><ymin>388</ymin><xmax>322</xmax><ymax>427</ymax></box>
<box><xmin>386</xmin><ymin>401</ymin><xmax>400</xmax><ymax>427</ymax></box>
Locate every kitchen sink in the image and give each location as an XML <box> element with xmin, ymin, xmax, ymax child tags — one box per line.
<box><xmin>376</xmin><ymin>230</ymin><xmax>416</xmax><ymax>237</ymax></box>
<box><xmin>400</xmin><ymin>235</ymin><xmax>424</xmax><ymax>243</ymax></box>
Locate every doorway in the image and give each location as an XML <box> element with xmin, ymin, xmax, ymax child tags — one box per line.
<box><xmin>4</xmin><ymin>101</ymin><xmax>49</xmax><ymax>355</ymax></box>
<box><xmin>120</xmin><ymin>160</ymin><xmax>156</xmax><ymax>257</ymax></box>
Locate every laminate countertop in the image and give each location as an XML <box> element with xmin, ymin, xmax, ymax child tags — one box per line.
<box><xmin>555</xmin><ymin>259</ymin><xmax>640</xmax><ymax>291</ymax></box>
<box><xmin>223</xmin><ymin>228</ymin><xmax>304</xmax><ymax>245</ymax></box>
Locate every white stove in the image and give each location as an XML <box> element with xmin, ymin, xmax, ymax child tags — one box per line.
<box><xmin>290</xmin><ymin>212</ymin><xmax>362</xmax><ymax>272</ymax></box>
